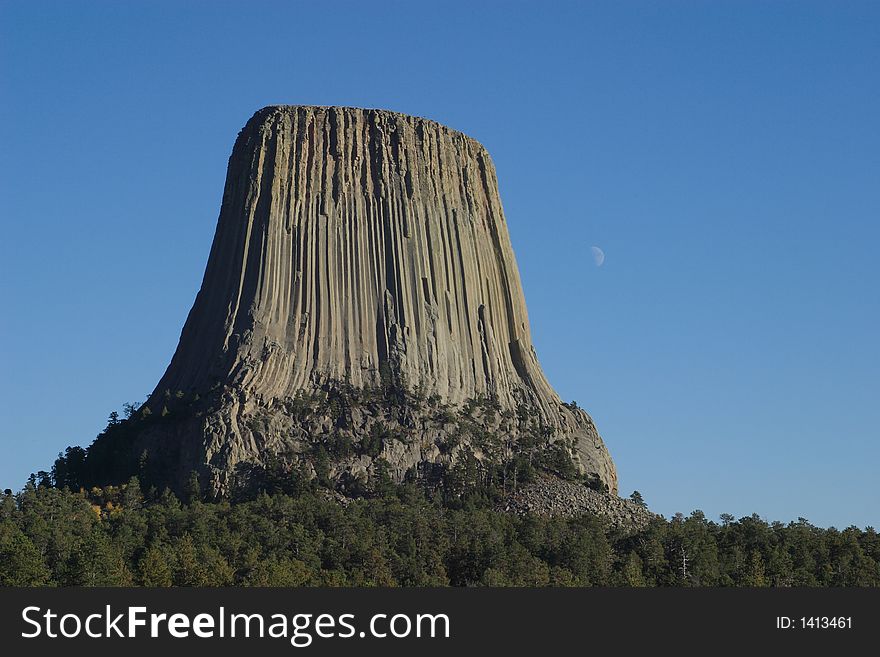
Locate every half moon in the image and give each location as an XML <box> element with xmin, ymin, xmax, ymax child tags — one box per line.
<box><xmin>590</xmin><ymin>246</ymin><xmax>605</xmax><ymax>267</ymax></box>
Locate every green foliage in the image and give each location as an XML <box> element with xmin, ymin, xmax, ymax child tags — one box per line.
<box><xmin>139</xmin><ymin>543</ymin><xmax>173</xmax><ymax>587</ymax></box>
<box><xmin>185</xmin><ymin>472</ymin><xmax>202</xmax><ymax>504</ymax></box>
<box><xmin>0</xmin><ymin>520</ymin><xmax>52</xmax><ymax>586</ymax></box>
<box><xmin>18</xmin><ymin>388</ymin><xmax>879</xmax><ymax>588</ymax></box>
<box><xmin>1</xmin><ymin>480</ymin><xmax>877</xmax><ymax>588</ymax></box>
<box><xmin>630</xmin><ymin>491</ymin><xmax>647</xmax><ymax>508</ymax></box>
<box><xmin>363</xmin><ymin>424</ymin><xmax>387</xmax><ymax>458</ymax></box>
<box><xmin>51</xmin><ymin>446</ymin><xmax>86</xmax><ymax>491</ymax></box>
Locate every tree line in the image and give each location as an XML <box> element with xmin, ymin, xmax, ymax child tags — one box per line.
<box><xmin>2</xmin><ymin>478</ymin><xmax>877</xmax><ymax>587</ymax></box>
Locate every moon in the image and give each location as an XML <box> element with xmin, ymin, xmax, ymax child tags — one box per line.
<box><xmin>590</xmin><ymin>246</ymin><xmax>605</xmax><ymax>267</ymax></box>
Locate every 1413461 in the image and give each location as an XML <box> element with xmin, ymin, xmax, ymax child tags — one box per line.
<box><xmin>777</xmin><ymin>616</ymin><xmax>853</xmax><ymax>629</ymax></box>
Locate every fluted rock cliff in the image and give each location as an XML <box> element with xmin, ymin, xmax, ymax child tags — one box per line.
<box><xmin>105</xmin><ymin>106</ymin><xmax>616</xmax><ymax>497</ymax></box>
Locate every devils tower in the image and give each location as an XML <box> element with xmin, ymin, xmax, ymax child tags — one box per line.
<box><xmin>86</xmin><ymin>106</ymin><xmax>616</xmax><ymax>498</ymax></box>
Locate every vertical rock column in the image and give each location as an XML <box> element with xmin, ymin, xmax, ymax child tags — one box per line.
<box><xmin>144</xmin><ymin>106</ymin><xmax>617</xmax><ymax>494</ymax></box>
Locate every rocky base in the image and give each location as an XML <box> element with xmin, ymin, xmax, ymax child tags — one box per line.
<box><xmin>77</xmin><ymin>382</ymin><xmax>612</xmax><ymax>500</ymax></box>
<box><xmin>501</xmin><ymin>476</ymin><xmax>656</xmax><ymax>533</ymax></box>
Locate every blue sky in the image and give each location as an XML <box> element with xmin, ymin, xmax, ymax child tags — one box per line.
<box><xmin>1</xmin><ymin>1</ymin><xmax>877</xmax><ymax>528</ymax></box>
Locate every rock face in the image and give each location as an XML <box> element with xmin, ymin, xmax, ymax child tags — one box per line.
<box><xmin>126</xmin><ymin>106</ymin><xmax>616</xmax><ymax>496</ymax></box>
<box><xmin>502</xmin><ymin>476</ymin><xmax>655</xmax><ymax>533</ymax></box>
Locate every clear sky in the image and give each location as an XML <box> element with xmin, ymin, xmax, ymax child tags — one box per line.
<box><xmin>1</xmin><ymin>1</ymin><xmax>877</xmax><ymax>528</ymax></box>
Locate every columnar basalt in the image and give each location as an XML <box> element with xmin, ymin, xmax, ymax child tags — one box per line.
<box><xmin>118</xmin><ymin>106</ymin><xmax>616</xmax><ymax>496</ymax></box>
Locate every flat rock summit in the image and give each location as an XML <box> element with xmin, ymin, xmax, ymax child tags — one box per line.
<box><xmin>89</xmin><ymin>106</ymin><xmax>617</xmax><ymax>499</ymax></box>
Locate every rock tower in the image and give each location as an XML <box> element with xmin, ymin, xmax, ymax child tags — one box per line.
<box><xmin>102</xmin><ymin>106</ymin><xmax>616</xmax><ymax>497</ymax></box>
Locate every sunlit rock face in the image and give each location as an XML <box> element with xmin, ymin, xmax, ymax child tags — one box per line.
<box><xmin>126</xmin><ymin>106</ymin><xmax>616</xmax><ymax>496</ymax></box>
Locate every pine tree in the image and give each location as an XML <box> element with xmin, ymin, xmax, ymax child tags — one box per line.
<box><xmin>67</xmin><ymin>529</ymin><xmax>132</xmax><ymax>586</ymax></box>
<box><xmin>0</xmin><ymin>521</ymin><xmax>51</xmax><ymax>585</ymax></box>
<box><xmin>173</xmin><ymin>534</ymin><xmax>206</xmax><ymax>586</ymax></box>
<box><xmin>743</xmin><ymin>551</ymin><xmax>767</xmax><ymax>587</ymax></box>
<box><xmin>629</xmin><ymin>491</ymin><xmax>647</xmax><ymax>508</ymax></box>
<box><xmin>139</xmin><ymin>544</ymin><xmax>173</xmax><ymax>587</ymax></box>
<box><xmin>623</xmin><ymin>551</ymin><xmax>647</xmax><ymax>586</ymax></box>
